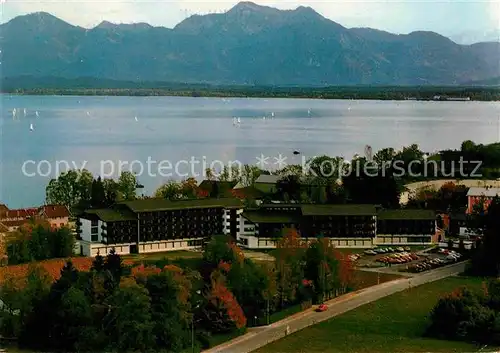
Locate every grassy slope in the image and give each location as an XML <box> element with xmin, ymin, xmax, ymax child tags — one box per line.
<box><xmin>256</xmin><ymin>276</ymin><xmax>490</xmax><ymax>353</ymax></box>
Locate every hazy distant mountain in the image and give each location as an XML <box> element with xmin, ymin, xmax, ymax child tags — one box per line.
<box><xmin>451</xmin><ymin>29</ymin><xmax>500</xmax><ymax>45</ymax></box>
<box><xmin>1</xmin><ymin>2</ymin><xmax>499</xmax><ymax>86</ymax></box>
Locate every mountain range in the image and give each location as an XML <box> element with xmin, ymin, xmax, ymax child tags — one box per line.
<box><xmin>1</xmin><ymin>1</ymin><xmax>499</xmax><ymax>86</ymax></box>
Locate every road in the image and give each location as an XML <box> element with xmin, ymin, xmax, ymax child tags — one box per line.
<box><xmin>203</xmin><ymin>262</ymin><xmax>467</xmax><ymax>353</ymax></box>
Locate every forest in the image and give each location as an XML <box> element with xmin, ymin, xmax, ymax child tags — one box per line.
<box><xmin>3</xmin><ymin>76</ymin><xmax>499</xmax><ymax>101</ymax></box>
<box><xmin>0</xmin><ymin>231</ymin><xmax>353</xmax><ymax>352</ymax></box>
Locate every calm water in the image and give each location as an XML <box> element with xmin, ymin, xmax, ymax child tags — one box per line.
<box><xmin>1</xmin><ymin>95</ymin><xmax>498</xmax><ymax>208</ymax></box>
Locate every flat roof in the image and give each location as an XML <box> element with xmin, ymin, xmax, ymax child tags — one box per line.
<box><xmin>467</xmin><ymin>187</ymin><xmax>500</xmax><ymax>197</ymax></box>
<box><xmin>301</xmin><ymin>204</ymin><xmax>378</xmax><ymax>216</ymax></box>
<box><xmin>241</xmin><ymin>211</ymin><xmax>298</xmax><ymax>224</ymax></box>
<box><xmin>85</xmin><ymin>208</ymin><xmax>136</xmax><ymax>222</ymax></box>
<box><xmin>121</xmin><ymin>198</ymin><xmax>243</xmax><ymax>213</ymax></box>
<box><xmin>377</xmin><ymin>209</ymin><xmax>436</xmax><ymax>220</ymax></box>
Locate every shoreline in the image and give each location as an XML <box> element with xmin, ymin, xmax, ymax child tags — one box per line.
<box><xmin>3</xmin><ymin>91</ymin><xmax>499</xmax><ymax>102</ymax></box>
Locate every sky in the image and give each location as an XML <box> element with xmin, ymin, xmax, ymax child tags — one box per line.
<box><xmin>1</xmin><ymin>0</ymin><xmax>499</xmax><ymax>38</ymax></box>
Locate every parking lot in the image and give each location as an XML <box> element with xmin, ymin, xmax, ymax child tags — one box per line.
<box><xmin>347</xmin><ymin>246</ymin><xmax>465</xmax><ymax>274</ymax></box>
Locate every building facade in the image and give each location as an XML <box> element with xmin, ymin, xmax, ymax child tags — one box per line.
<box><xmin>467</xmin><ymin>187</ymin><xmax>500</xmax><ymax>214</ymax></box>
<box><xmin>375</xmin><ymin>209</ymin><xmax>436</xmax><ymax>245</ymax></box>
<box><xmin>239</xmin><ymin>204</ymin><xmax>436</xmax><ymax>249</ymax></box>
<box><xmin>77</xmin><ymin>198</ymin><xmax>244</xmax><ymax>256</ymax></box>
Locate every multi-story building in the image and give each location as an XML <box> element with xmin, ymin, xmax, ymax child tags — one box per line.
<box><xmin>239</xmin><ymin>204</ymin><xmax>436</xmax><ymax>249</ymax></box>
<box><xmin>240</xmin><ymin>204</ymin><xmax>378</xmax><ymax>248</ymax></box>
<box><xmin>77</xmin><ymin>198</ymin><xmax>244</xmax><ymax>256</ymax></box>
<box><xmin>375</xmin><ymin>209</ymin><xmax>436</xmax><ymax>245</ymax></box>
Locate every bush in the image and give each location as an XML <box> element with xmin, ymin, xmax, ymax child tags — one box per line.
<box><xmin>428</xmin><ymin>284</ymin><xmax>500</xmax><ymax>345</ymax></box>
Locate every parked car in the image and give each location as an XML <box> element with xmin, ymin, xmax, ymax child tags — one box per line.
<box><xmin>364</xmin><ymin>250</ymin><xmax>377</xmax><ymax>256</ymax></box>
<box><xmin>396</xmin><ymin>247</ymin><xmax>404</xmax><ymax>252</ymax></box>
<box><xmin>316</xmin><ymin>304</ymin><xmax>328</xmax><ymax>312</ymax></box>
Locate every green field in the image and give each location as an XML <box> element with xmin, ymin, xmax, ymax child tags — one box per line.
<box><xmin>255</xmin><ymin>276</ymin><xmax>491</xmax><ymax>353</ymax></box>
<box><xmin>123</xmin><ymin>250</ymin><xmax>203</xmax><ymax>262</ymax></box>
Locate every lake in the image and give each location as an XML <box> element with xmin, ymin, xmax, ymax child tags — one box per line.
<box><xmin>1</xmin><ymin>95</ymin><xmax>499</xmax><ymax>208</ymax></box>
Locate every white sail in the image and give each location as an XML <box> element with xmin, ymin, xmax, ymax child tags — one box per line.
<box><xmin>237</xmin><ymin>117</ymin><xmax>241</xmax><ymax>123</ymax></box>
<box><xmin>23</xmin><ymin>108</ymin><xmax>27</xmax><ymax>116</ymax></box>
<box><xmin>12</xmin><ymin>108</ymin><xmax>16</xmax><ymax>117</ymax></box>
<box><xmin>35</xmin><ymin>111</ymin><xmax>39</xmax><ymax>117</ymax></box>
<box><xmin>271</xmin><ymin>112</ymin><xmax>275</xmax><ymax>118</ymax></box>
<box><xmin>29</xmin><ymin>123</ymin><xmax>34</xmax><ymax>131</ymax></box>
<box><xmin>135</xmin><ymin>116</ymin><xmax>138</xmax><ymax>122</ymax></box>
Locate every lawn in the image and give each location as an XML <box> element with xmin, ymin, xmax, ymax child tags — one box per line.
<box><xmin>351</xmin><ymin>270</ymin><xmax>402</xmax><ymax>290</ymax></box>
<box><xmin>123</xmin><ymin>250</ymin><xmax>203</xmax><ymax>262</ymax></box>
<box><xmin>255</xmin><ymin>276</ymin><xmax>491</xmax><ymax>353</ymax></box>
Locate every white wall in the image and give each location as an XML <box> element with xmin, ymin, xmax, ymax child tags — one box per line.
<box><xmin>79</xmin><ymin>218</ymin><xmax>92</xmax><ymax>242</ymax></box>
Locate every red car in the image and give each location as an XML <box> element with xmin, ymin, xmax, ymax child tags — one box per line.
<box><xmin>316</xmin><ymin>304</ymin><xmax>328</xmax><ymax>312</ymax></box>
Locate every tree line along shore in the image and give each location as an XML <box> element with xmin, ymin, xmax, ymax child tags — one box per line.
<box><xmin>3</xmin><ymin>86</ymin><xmax>500</xmax><ymax>101</ymax></box>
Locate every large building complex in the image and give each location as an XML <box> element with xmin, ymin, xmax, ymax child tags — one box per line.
<box><xmin>77</xmin><ymin>196</ymin><xmax>437</xmax><ymax>255</ymax></box>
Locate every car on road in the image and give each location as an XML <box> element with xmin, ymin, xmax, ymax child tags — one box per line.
<box><xmin>316</xmin><ymin>304</ymin><xmax>328</xmax><ymax>312</ymax></box>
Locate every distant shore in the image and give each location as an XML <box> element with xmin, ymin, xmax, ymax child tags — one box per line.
<box><xmin>3</xmin><ymin>87</ymin><xmax>500</xmax><ymax>101</ymax></box>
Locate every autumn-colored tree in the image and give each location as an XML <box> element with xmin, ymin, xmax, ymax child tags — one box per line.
<box><xmin>305</xmin><ymin>237</ymin><xmax>345</xmax><ymax>303</ymax></box>
<box><xmin>202</xmin><ymin>270</ymin><xmax>246</xmax><ymax>333</ymax></box>
<box><xmin>274</xmin><ymin>228</ymin><xmax>306</xmax><ymax>308</ymax></box>
<box><xmin>180</xmin><ymin>177</ymin><xmax>199</xmax><ymax>199</ymax></box>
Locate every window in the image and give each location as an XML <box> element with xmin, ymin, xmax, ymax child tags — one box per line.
<box><xmin>91</xmin><ymin>233</ymin><xmax>98</xmax><ymax>242</ymax></box>
<box><xmin>91</xmin><ymin>219</ymin><xmax>98</xmax><ymax>227</ymax></box>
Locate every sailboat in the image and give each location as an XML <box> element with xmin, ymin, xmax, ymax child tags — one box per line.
<box><xmin>23</xmin><ymin>108</ymin><xmax>27</xmax><ymax>116</ymax></box>
<box><xmin>307</xmin><ymin>108</ymin><xmax>311</xmax><ymax>117</ymax></box>
<box><xmin>271</xmin><ymin>112</ymin><xmax>275</xmax><ymax>118</ymax></box>
<box><xmin>135</xmin><ymin>116</ymin><xmax>138</xmax><ymax>122</ymax></box>
<box><xmin>12</xmin><ymin>108</ymin><xmax>16</xmax><ymax>117</ymax></box>
<box><xmin>35</xmin><ymin>111</ymin><xmax>39</xmax><ymax>118</ymax></box>
<box><xmin>233</xmin><ymin>117</ymin><xmax>238</xmax><ymax>125</ymax></box>
<box><xmin>29</xmin><ymin>123</ymin><xmax>34</xmax><ymax>132</ymax></box>
<box><xmin>237</xmin><ymin>117</ymin><xmax>241</xmax><ymax>124</ymax></box>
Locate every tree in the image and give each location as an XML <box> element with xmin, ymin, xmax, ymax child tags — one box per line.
<box><xmin>144</xmin><ymin>269</ymin><xmax>192</xmax><ymax>351</ymax></box>
<box><xmin>201</xmin><ymin>270</ymin><xmax>246</xmax><ymax>333</ymax></box>
<box><xmin>45</xmin><ymin>169</ymin><xmax>93</xmax><ymax>210</ymax></box>
<box><xmin>276</xmin><ymin>174</ymin><xmax>302</xmax><ymax>201</ymax></box>
<box><xmin>304</xmin><ymin>238</ymin><xmax>341</xmax><ymax>303</ymax></box>
<box><xmin>203</xmin><ymin>235</ymin><xmax>242</xmax><ymax>268</ymax></box>
<box><xmin>180</xmin><ymin>177</ymin><xmax>199</xmax><ymax>199</ymax></box>
<box><xmin>470</xmin><ymin>196</ymin><xmax>500</xmax><ymax>276</ymax></box>
<box><xmin>104</xmin><ymin>249</ymin><xmax>123</xmax><ymax>288</ymax></box>
<box><xmin>117</xmin><ymin>171</ymin><xmax>137</xmax><ymax>201</ymax></box>
<box><xmin>90</xmin><ymin>177</ymin><xmax>106</xmax><ymax>208</ymax></box>
<box><xmin>155</xmin><ymin>180</ymin><xmax>182</xmax><ymax>200</ymax></box>
<box><xmin>307</xmin><ymin>156</ymin><xmax>343</xmax><ymax>181</ymax></box>
<box><xmin>427</xmin><ymin>287</ymin><xmax>496</xmax><ymax>344</ymax></box>
<box><xmin>103</xmin><ymin>283</ymin><xmax>155</xmax><ymax>351</ymax></box>
<box><xmin>102</xmin><ymin>178</ymin><xmax>119</xmax><ymax>205</ymax></box>
<box><xmin>374</xmin><ymin>147</ymin><xmax>396</xmax><ymax>165</ymax></box>
<box><xmin>274</xmin><ymin>229</ymin><xmax>306</xmax><ymax>308</ymax></box>
<box><xmin>6</xmin><ymin>222</ymin><xmax>75</xmax><ymax>265</ymax></box>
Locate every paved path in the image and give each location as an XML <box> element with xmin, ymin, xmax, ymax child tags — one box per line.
<box><xmin>203</xmin><ymin>262</ymin><xmax>467</xmax><ymax>353</ymax></box>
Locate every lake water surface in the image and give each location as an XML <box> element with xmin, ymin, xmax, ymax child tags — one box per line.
<box><xmin>1</xmin><ymin>95</ymin><xmax>498</xmax><ymax>208</ymax></box>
